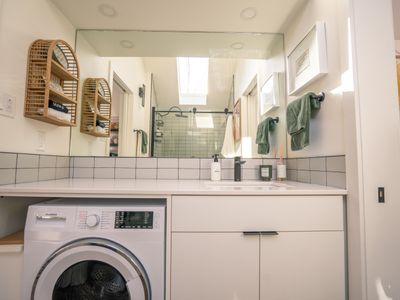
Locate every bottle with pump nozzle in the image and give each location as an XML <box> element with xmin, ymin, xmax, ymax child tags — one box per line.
<box><xmin>211</xmin><ymin>154</ymin><xmax>221</xmax><ymax>181</ymax></box>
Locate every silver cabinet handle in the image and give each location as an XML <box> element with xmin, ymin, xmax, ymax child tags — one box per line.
<box><xmin>36</xmin><ymin>214</ymin><xmax>66</xmax><ymax>221</ymax></box>
<box><xmin>243</xmin><ymin>231</ymin><xmax>279</xmax><ymax>236</ymax></box>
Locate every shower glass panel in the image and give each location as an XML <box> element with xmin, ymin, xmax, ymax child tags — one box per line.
<box><xmin>153</xmin><ymin>111</ymin><xmax>227</xmax><ymax>158</ymax></box>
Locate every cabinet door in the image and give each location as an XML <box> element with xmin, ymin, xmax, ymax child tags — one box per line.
<box><xmin>260</xmin><ymin>232</ymin><xmax>345</xmax><ymax>300</ymax></box>
<box><xmin>171</xmin><ymin>233</ymin><xmax>259</xmax><ymax>300</ymax></box>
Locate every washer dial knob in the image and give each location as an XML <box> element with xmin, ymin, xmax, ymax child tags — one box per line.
<box><xmin>86</xmin><ymin>214</ymin><xmax>100</xmax><ymax>227</ymax></box>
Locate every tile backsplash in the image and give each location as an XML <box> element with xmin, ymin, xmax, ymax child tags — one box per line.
<box><xmin>0</xmin><ymin>152</ymin><xmax>347</xmax><ymax>189</ymax></box>
<box><xmin>0</xmin><ymin>152</ymin><xmax>70</xmax><ymax>185</ymax></box>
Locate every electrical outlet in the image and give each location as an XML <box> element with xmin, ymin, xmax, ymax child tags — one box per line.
<box><xmin>0</xmin><ymin>92</ymin><xmax>16</xmax><ymax>118</ymax></box>
<box><xmin>37</xmin><ymin>131</ymin><xmax>46</xmax><ymax>152</ymax></box>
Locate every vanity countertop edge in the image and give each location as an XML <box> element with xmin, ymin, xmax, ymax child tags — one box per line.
<box><xmin>0</xmin><ymin>179</ymin><xmax>347</xmax><ymax>197</ymax></box>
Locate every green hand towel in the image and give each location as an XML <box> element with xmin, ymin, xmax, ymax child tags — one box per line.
<box><xmin>256</xmin><ymin>117</ymin><xmax>276</xmax><ymax>155</ymax></box>
<box><xmin>286</xmin><ymin>92</ymin><xmax>321</xmax><ymax>151</ymax></box>
<box><xmin>140</xmin><ymin>130</ymin><xmax>148</xmax><ymax>154</ymax></box>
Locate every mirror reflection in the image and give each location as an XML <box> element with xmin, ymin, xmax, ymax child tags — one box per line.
<box><xmin>70</xmin><ymin>30</ymin><xmax>287</xmax><ymax>158</ymax></box>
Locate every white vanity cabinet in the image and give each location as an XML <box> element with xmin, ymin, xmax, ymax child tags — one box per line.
<box><xmin>171</xmin><ymin>195</ymin><xmax>346</xmax><ymax>300</ymax></box>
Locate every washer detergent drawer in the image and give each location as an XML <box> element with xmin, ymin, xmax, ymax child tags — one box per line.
<box><xmin>31</xmin><ymin>239</ymin><xmax>150</xmax><ymax>300</ymax></box>
<box><xmin>172</xmin><ymin>195</ymin><xmax>344</xmax><ymax>232</ymax></box>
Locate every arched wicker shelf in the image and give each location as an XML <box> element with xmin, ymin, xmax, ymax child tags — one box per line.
<box><xmin>80</xmin><ymin>78</ymin><xmax>112</xmax><ymax>137</ymax></box>
<box><xmin>25</xmin><ymin>39</ymin><xmax>79</xmax><ymax>126</ymax></box>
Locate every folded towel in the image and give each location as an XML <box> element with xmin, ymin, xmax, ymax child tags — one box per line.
<box><xmin>49</xmin><ymin>100</ymin><xmax>68</xmax><ymax>113</ymax></box>
<box><xmin>256</xmin><ymin>117</ymin><xmax>276</xmax><ymax>154</ymax></box>
<box><xmin>96</xmin><ymin>120</ymin><xmax>105</xmax><ymax>128</ymax></box>
<box><xmin>286</xmin><ymin>92</ymin><xmax>321</xmax><ymax>151</ymax></box>
<box><xmin>221</xmin><ymin>115</ymin><xmax>236</xmax><ymax>158</ymax></box>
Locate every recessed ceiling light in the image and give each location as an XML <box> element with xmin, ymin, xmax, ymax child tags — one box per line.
<box><xmin>120</xmin><ymin>40</ymin><xmax>134</xmax><ymax>49</ymax></box>
<box><xmin>231</xmin><ymin>42</ymin><xmax>244</xmax><ymax>50</ymax></box>
<box><xmin>240</xmin><ymin>7</ymin><xmax>257</xmax><ymax>20</ymax></box>
<box><xmin>98</xmin><ymin>4</ymin><xmax>117</xmax><ymax>17</ymax></box>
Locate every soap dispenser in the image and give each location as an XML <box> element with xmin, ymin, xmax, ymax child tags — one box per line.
<box><xmin>211</xmin><ymin>154</ymin><xmax>221</xmax><ymax>181</ymax></box>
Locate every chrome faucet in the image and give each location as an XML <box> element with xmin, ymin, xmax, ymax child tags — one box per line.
<box><xmin>234</xmin><ymin>156</ymin><xmax>246</xmax><ymax>181</ymax></box>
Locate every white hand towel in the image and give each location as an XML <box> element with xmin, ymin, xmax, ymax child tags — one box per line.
<box><xmin>221</xmin><ymin>115</ymin><xmax>236</xmax><ymax>158</ymax></box>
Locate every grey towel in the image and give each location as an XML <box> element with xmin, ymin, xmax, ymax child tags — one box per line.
<box><xmin>286</xmin><ymin>92</ymin><xmax>321</xmax><ymax>151</ymax></box>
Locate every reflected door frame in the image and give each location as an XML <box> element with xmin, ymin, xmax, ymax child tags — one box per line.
<box><xmin>108</xmin><ymin>63</ymin><xmax>134</xmax><ymax>157</ymax></box>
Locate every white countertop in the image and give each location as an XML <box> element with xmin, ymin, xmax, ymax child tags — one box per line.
<box><xmin>0</xmin><ymin>179</ymin><xmax>347</xmax><ymax>197</ymax></box>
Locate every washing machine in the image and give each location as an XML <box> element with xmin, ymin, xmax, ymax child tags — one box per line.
<box><xmin>22</xmin><ymin>198</ymin><xmax>165</xmax><ymax>300</ymax></box>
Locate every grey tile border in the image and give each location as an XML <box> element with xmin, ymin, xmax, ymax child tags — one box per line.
<box><xmin>39</xmin><ymin>168</ymin><xmax>56</xmax><ymax>181</ymax></box>
<box><xmin>17</xmin><ymin>154</ymin><xmax>39</xmax><ymax>168</ymax></box>
<box><xmin>179</xmin><ymin>169</ymin><xmax>200</xmax><ymax>180</ymax></box>
<box><xmin>327</xmin><ymin>172</ymin><xmax>346</xmax><ymax>189</ymax></box>
<box><xmin>16</xmin><ymin>168</ymin><xmax>39</xmax><ymax>184</ymax></box>
<box><xmin>297</xmin><ymin>170</ymin><xmax>311</xmax><ymax>183</ymax></box>
<box><xmin>221</xmin><ymin>159</ymin><xmax>234</xmax><ymax>169</ymax></box>
<box><xmin>200</xmin><ymin>169</ymin><xmax>211</xmax><ymax>180</ymax></box>
<box><xmin>0</xmin><ymin>169</ymin><xmax>16</xmax><ymax>185</ymax></box>
<box><xmin>94</xmin><ymin>168</ymin><xmax>115</xmax><ymax>179</ymax></box>
<box><xmin>39</xmin><ymin>155</ymin><xmax>57</xmax><ymax>168</ymax></box>
<box><xmin>287</xmin><ymin>158</ymin><xmax>297</xmax><ymax>170</ymax></box>
<box><xmin>157</xmin><ymin>158</ymin><xmax>178</xmax><ymax>169</ymax></box>
<box><xmin>297</xmin><ymin>158</ymin><xmax>310</xmax><ymax>170</ymax></box>
<box><xmin>56</xmin><ymin>156</ymin><xmax>70</xmax><ymax>168</ymax></box>
<box><xmin>0</xmin><ymin>153</ymin><xmax>17</xmax><ymax>169</ymax></box>
<box><xmin>136</xmin><ymin>158</ymin><xmax>157</xmax><ymax>169</ymax></box>
<box><xmin>115</xmin><ymin>157</ymin><xmax>136</xmax><ymax>168</ymax></box>
<box><xmin>179</xmin><ymin>158</ymin><xmax>200</xmax><ymax>169</ymax></box>
<box><xmin>56</xmin><ymin>168</ymin><xmax>70</xmax><ymax>179</ymax></box>
<box><xmin>157</xmin><ymin>168</ymin><xmax>179</xmax><ymax>180</ymax></box>
<box><xmin>327</xmin><ymin>156</ymin><xmax>346</xmax><ymax>172</ymax></box>
<box><xmin>243</xmin><ymin>159</ymin><xmax>263</xmax><ymax>169</ymax></box>
<box><xmin>200</xmin><ymin>159</ymin><xmax>213</xmax><ymax>169</ymax></box>
<box><xmin>136</xmin><ymin>169</ymin><xmax>157</xmax><ymax>179</ymax></box>
<box><xmin>287</xmin><ymin>170</ymin><xmax>298</xmax><ymax>181</ymax></box>
<box><xmin>310</xmin><ymin>157</ymin><xmax>326</xmax><ymax>171</ymax></box>
<box><xmin>95</xmin><ymin>157</ymin><xmax>115</xmax><ymax>168</ymax></box>
<box><xmin>73</xmin><ymin>168</ymin><xmax>94</xmax><ymax>178</ymax></box>
<box><xmin>73</xmin><ymin>157</ymin><xmax>94</xmax><ymax>168</ymax></box>
<box><xmin>310</xmin><ymin>171</ymin><xmax>327</xmax><ymax>186</ymax></box>
<box><xmin>221</xmin><ymin>169</ymin><xmax>234</xmax><ymax>180</ymax></box>
<box><xmin>115</xmin><ymin>168</ymin><xmax>135</xmax><ymax>179</ymax></box>
<box><xmin>242</xmin><ymin>168</ymin><xmax>259</xmax><ymax>180</ymax></box>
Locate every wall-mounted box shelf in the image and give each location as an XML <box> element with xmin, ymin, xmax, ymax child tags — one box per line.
<box><xmin>80</xmin><ymin>78</ymin><xmax>112</xmax><ymax>137</ymax></box>
<box><xmin>24</xmin><ymin>39</ymin><xmax>80</xmax><ymax>126</ymax></box>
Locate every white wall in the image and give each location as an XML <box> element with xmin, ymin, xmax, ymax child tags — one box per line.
<box><xmin>284</xmin><ymin>0</ymin><xmax>347</xmax><ymax>158</ymax></box>
<box><xmin>0</xmin><ymin>0</ymin><xmax>75</xmax><ymax>155</ymax></box>
<box><xmin>348</xmin><ymin>0</ymin><xmax>400</xmax><ymax>299</ymax></box>
<box><xmin>70</xmin><ymin>33</ymin><xmax>151</xmax><ymax>156</ymax></box>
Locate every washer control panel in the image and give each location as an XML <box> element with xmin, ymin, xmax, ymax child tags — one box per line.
<box><xmin>114</xmin><ymin>211</ymin><xmax>153</xmax><ymax>229</ymax></box>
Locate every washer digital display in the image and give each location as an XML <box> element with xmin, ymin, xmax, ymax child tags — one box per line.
<box><xmin>115</xmin><ymin>211</ymin><xmax>154</xmax><ymax>229</ymax></box>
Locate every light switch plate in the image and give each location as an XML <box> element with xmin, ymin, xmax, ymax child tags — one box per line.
<box><xmin>0</xmin><ymin>92</ymin><xmax>16</xmax><ymax>118</ymax></box>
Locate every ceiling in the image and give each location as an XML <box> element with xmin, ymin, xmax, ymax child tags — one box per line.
<box><xmin>143</xmin><ymin>57</ymin><xmax>237</xmax><ymax>110</ymax></box>
<box><xmin>79</xmin><ymin>31</ymin><xmax>278</xmax><ymax>58</ymax></box>
<box><xmin>50</xmin><ymin>0</ymin><xmax>307</xmax><ymax>33</ymax></box>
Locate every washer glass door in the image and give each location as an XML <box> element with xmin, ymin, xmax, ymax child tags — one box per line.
<box><xmin>32</xmin><ymin>238</ymin><xmax>150</xmax><ymax>300</ymax></box>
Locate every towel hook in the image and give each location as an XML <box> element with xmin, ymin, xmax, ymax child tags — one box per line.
<box><xmin>271</xmin><ymin>117</ymin><xmax>279</xmax><ymax>124</ymax></box>
<box><xmin>224</xmin><ymin>108</ymin><xmax>229</xmax><ymax>115</ymax></box>
<box><xmin>312</xmin><ymin>92</ymin><xmax>325</xmax><ymax>102</ymax></box>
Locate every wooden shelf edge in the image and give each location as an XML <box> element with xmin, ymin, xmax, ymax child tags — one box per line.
<box><xmin>49</xmin><ymin>88</ymin><xmax>77</xmax><ymax>104</ymax></box>
<box><xmin>51</xmin><ymin>59</ymin><xmax>78</xmax><ymax>81</ymax></box>
<box><xmin>0</xmin><ymin>230</ymin><xmax>24</xmax><ymax>246</ymax></box>
<box><xmin>96</xmin><ymin>114</ymin><xmax>110</xmax><ymax>121</ymax></box>
<box><xmin>27</xmin><ymin>114</ymin><xmax>76</xmax><ymax>127</ymax></box>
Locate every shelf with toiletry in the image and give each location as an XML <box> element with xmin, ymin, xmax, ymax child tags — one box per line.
<box><xmin>80</xmin><ymin>78</ymin><xmax>112</xmax><ymax>137</ymax></box>
<box><xmin>24</xmin><ymin>39</ymin><xmax>79</xmax><ymax>127</ymax></box>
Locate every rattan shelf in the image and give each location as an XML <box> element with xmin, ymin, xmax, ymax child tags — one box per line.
<box><xmin>25</xmin><ymin>39</ymin><xmax>79</xmax><ymax>127</ymax></box>
<box><xmin>81</xmin><ymin>78</ymin><xmax>112</xmax><ymax>137</ymax></box>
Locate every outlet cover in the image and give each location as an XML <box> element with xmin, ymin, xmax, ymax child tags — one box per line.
<box><xmin>0</xmin><ymin>92</ymin><xmax>16</xmax><ymax>118</ymax></box>
<box><xmin>37</xmin><ymin>131</ymin><xmax>46</xmax><ymax>152</ymax></box>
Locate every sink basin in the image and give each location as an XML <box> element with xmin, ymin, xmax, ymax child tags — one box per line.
<box><xmin>204</xmin><ymin>180</ymin><xmax>293</xmax><ymax>189</ymax></box>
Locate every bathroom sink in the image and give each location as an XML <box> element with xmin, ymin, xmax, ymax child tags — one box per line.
<box><xmin>204</xmin><ymin>181</ymin><xmax>293</xmax><ymax>189</ymax></box>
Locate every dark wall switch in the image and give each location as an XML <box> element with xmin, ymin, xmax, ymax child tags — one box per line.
<box><xmin>378</xmin><ymin>187</ymin><xmax>385</xmax><ymax>203</ymax></box>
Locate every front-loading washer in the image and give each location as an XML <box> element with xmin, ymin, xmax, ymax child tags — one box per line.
<box><xmin>22</xmin><ymin>198</ymin><xmax>165</xmax><ymax>300</ymax></box>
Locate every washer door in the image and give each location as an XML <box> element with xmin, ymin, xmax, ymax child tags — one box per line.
<box><xmin>31</xmin><ymin>238</ymin><xmax>151</xmax><ymax>300</ymax></box>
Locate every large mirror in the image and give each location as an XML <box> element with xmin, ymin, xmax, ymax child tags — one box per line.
<box><xmin>70</xmin><ymin>30</ymin><xmax>287</xmax><ymax>158</ymax></box>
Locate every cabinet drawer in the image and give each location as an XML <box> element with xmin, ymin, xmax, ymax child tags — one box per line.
<box><xmin>172</xmin><ymin>195</ymin><xmax>344</xmax><ymax>231</ymax></box>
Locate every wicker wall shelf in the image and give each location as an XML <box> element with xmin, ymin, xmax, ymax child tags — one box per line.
<box><xmin>25</xmin><ymin>39</ymin><xmax>80</xmax><ymax>127</ymax></box>
<box><xmin>81</xmin><ymin>78</ymin><xmax>112</xmax><ymax>137</ymax></box>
